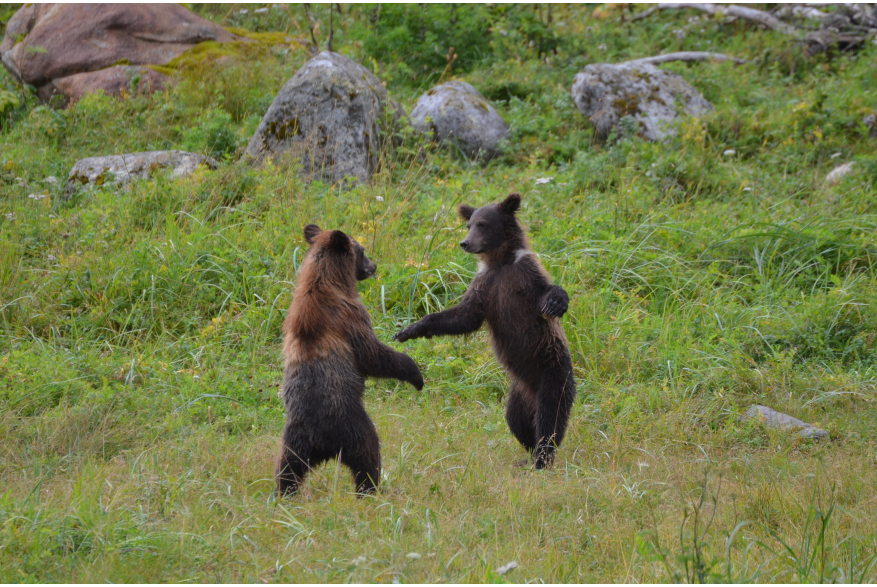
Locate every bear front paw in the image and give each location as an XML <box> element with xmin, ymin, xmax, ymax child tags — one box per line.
<box><xmin>541</xmin><ymin>289</ymin><xmax>569</xmax><ymax>318</ymax></box>
<box><xmin>393</xmin><ymin>326</ymin><xmax>414</xmax><ymax>342</ymax></box>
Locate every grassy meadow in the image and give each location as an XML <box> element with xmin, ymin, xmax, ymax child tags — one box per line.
<box><xmin>2</xmin><ymin>3</ymin><xmax>877</xmax><ymax>582</ymax></box>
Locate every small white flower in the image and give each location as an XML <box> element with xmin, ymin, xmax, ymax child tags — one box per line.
<box><xmin>742</xmin><ymin>187</ymin><xmax>753</xmax><ymax>192</ymax></box>
<box><xmin>3</xmin><ymin>213</ymin><xmax>15</xmax><ymax>220</ymax></box>
<box><xmin>239</xmin><ymin>8</ymin><xmax>249</xmax><ymax>14</ymax></box>
<box><xmin>375</xmin><ymin>196</ymin><xmax>384</xmax><ymax>202</ymax></box>
<box><xmin>534</xmin><ymin>177</ymin><xmax>553</xmax><ymax>185</ymax></box>
<box><xmin>723</xmin><ymin>149</ymin><xmax>736</xmax><ymax>156</ymax></box>
<box><xmin>255</xmin><ymin>7</ymin><xmax>269</xmax><ymax>14</ymax></box>
<box><xmin>830</xmin><ymin>152</ymin><xmax>842</xmax><ymax>159</ymax></box>
<box><xmin>406</xmin><ymin>552</ymin><xmax>421</xmax><ymax>560</ymax></box>
<box><xmin>598</xmin><ymin>43</ymin><xmax>607</xmax><ymax>51</ymax></box>
<box><xmin>28</xmin><ymin>194</ymin><xmax>47</xmax><ymax>200</ymax></box>
<box><xmin>45</xmin><ymin>176</ymin><xmax>58</xmax><ymax>184</ymax></box>
<box><xmin>47</xmin><ymin>254</ymin><xmax>56</xmax><ymax>262</ymax></box>
<box><xmin>496</xmin><ymin>561</ymin><xmax>518</xmax><ymax>575</ymax></box>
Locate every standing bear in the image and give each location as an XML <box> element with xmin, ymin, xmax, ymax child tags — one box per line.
<box><xmin>394</xmin><ymin>194</ymin><xmax>575</xmax><ymax>468</ymax></box>
<box><xmin>277</xmin><ymin>224</ymin><xmax>424</xmax><ymax>497</ymax></box>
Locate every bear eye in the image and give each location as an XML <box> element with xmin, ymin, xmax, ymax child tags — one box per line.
<box><xmin>476</xmin><ymin>221</ymin><xmax>486</xmax><ymax>227</ymax></box>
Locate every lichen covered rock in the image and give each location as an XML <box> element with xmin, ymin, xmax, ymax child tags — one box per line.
<box><xmin>571</xmin><ymin>63</ymin><xmax>713</xmax><ymax>141</ymax></box>
<box><xmin>409</xmin><ymin>81</ymin><xmax>509</xmax><ymax>160</ymax></box>
<box><xmin>66</xmin><ymin>151</ymin><xmax>216</xmax><ymax>196</ymax></box>
<box><xmin>245</xmin><ymin>51</ymin><xmax>403</xmax><ymax>186</ymax></box>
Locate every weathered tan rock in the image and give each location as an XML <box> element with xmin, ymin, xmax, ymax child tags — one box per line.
<box><xmin>245</xmin><ymin>51</ymin><xmax>404</xmax><ymax>187</ymax></box>
<box><xmin>66</xmin><ymin>151</ymin><xmax>216</xmax><ymax>196</ymax></box>
<box><xmin>1</xmin><ymin>3</ymin><xmax>243</xmax><ymax>104</ymax></box>
<box><xmin>742</xmin><ymin>405</ymin><xmax>828</xmax><ymax>439</ymax></box>
<box><xmin>41</xmin><ymin>66</ymin><xmax>172</xmax><ymax>104</ymax></box>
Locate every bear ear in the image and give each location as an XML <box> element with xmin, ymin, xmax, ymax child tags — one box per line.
<box><xmin>303</xmin><ymin>224</ymin><xmax>321</xmax><ymax>244</ymax></box>
<box><xmin>327</xmin><ymin>230</ymin><xmax>352</xmax><ymax>253</ymax></box>
<box><xmin>499</xmin><ymin>193</ymin><xmax>522</xmax><ymax>214</ymax></box>
<box><xmin>458</xmin><ymin>204</ymin><xmax>475</xmax><ymax>220</ymax></box>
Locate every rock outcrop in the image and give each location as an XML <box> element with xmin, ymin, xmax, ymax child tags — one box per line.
<box><xmin>245</xmin><ymin>51</ymin><xmax>403</xmax><ymax>186</ymax></box>
<box><xmin>741</xmin><ymin>405</ymin><xmax>828</xmax><ymax>439</ymax></box>
<box><xmin>409</xmin><ymin>81</ymin><xmax>509</xmax><ymax>160</ymax></box>
<box><xmin>66</xmin><ymin>151</ymin><xmax>216</xmax><ymax>196</ymax></box>
<box><xmin>0</xmin><ymin>4</ymin><xmax>243</xmax><ymax>104</ymax></box>
<box><xmin>571</xmin><ymin>62</ymin><xmax>713</xmax><ymax>141</ymax></box>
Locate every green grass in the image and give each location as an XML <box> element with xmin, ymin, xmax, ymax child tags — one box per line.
<box><xmin>2</xmin><ymin>3</ymin><xmax>877</xmax><ymax>582</ymax></box>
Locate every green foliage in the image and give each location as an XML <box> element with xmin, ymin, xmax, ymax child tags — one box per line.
<box><xmin>180</xmin><ymin>108</ymin><xmax>239</xmax><ymax>159</ymax></box>
<box><xmin>362</xmin><ymin>4</ymin><xmax>495</xmax><ymax>85</ymax></box>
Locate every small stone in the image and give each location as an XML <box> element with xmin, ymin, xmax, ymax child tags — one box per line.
<box><xmin>496</xmin><ymin>561</ymin><xmax>518</xmax><ymax>575</ymax></box>
<box><xmin>741</xmin><ymin>405</ymin><xmax>828</xmax><ymax>439</ymax></box>
<box><xmin>825</xmin><ymin>162</ymin><xmax>854</xmax><ymax>185</ymax></box>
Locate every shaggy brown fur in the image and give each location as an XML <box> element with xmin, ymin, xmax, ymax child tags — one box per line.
<box><xmin>395</xmin><ymin>194</ymin><xmax>575</xmax><ymax>468</ymax></box>
<box><xmin>277</xmin><ymin>224</ymin><xmax>423</xmax><ymax>497</ymax></box>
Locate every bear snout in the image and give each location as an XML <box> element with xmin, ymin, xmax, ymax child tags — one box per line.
<box><xmin>460</xmin><ymin>240</ymin><xmax>470</xmax><ymax>251</ymax></box>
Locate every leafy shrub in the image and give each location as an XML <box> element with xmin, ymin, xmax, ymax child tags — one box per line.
<box><xmin>362</xmin><ymin>4</ymin><xmax>496</xmax><ymax>85</ymax></box>
<box><xmin>181</xmin><ymin>108</ymin><xmax>240</xmax><ymax>159</ymax></box>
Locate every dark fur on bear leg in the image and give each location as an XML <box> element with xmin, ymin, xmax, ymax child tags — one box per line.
<box><xmin>505</xmin><ymin>379</ymin><xmax>537</xmax><ymax>453</ymax></box>
<box><xmin>339</xmin><ymin>412</ymin><xmax>382</xmax><ymax>497</ymax></box>
<box><xmin>275</xmin><ymin>423</ymin><xmax>313</xmax><ymax>496</ymax></box>
<box><xmin>533</xmin><ymin>362</ymin><xmax>576</xmax><ymax>469</ymax></box>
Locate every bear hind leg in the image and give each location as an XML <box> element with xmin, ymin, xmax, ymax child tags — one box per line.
<box><xmin>505</xmin><ymin>378</ymin><xmax>537</xmax><ymax>455</ymax></box>
<box><xmin>534</xmin><ymin>363</ymin><xmax>576</xmax><ymax>469</ymax></box>
<box><xmin>339</xmin><ymin>414</ymin><xmax>382</xmax><ymax>497</ymax></box>
<box><xmin>275</xmin><ymin>421</ymin><xmax>313</xmax><ymax>497</ymax></box>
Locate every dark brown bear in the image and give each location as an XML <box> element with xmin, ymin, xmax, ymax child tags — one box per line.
<box><xmin>277</xmin><ymin>224</ymin><xmax>424</xmax><ymax>497</ymax></box>
<box><xmin>394</xmin><ymin>194</ymin><xmax>575</xmax><ymax>468</ymax></box>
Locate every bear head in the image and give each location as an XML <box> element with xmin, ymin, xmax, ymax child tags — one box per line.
<box><xmin>303</xmin><ymin>224</ymin><xmax>377</xmax><ymax>281</ymax></box>
<box><xmin>458</xmin><ymin>193</ymin><xmax>525</xmax><ymax>255</ymax></box>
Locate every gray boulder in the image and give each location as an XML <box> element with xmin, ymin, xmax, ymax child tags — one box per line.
<box><xmin>245</xmin><ymin>51</ymin><xmax>403</xmax><ymax>186</ymax></box>
<box><xmin>409</xmin><ymin>81</ymin><xmax>509</xmax><ymax>160</ymax></box>
<box><xmin>66</xmin><ymin>151</ymin><xmax>216</xmax><ymax>196</ymax></box>
<box><xmin>571</xmin><ymin>63</ymin><xmax>713</xmax><ymax>141</ymax></box>
<box><xmin>741</xmin><ymin>405</ymin><xmax>828</xmax><ymax>439</ymax></box>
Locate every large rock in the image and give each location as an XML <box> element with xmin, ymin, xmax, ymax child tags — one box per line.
<box><xmin>1</xmin><ymin>4</ymin><xmax>242</xmax><ymax>104</ymax></box>
<box><xmin>46</xmin><ymin>66</ymin><xmax>172</xmax><ymax>104</ymax></box>
<box><xmin>571</xmin><ymin>63</ymin><xmax>713</xmax><ymax>141</ymax></box>
<box><xmin>741</xmin><ymin>405</ymin><xmax>828</xmax><ymax>439</ymax></box>
<box><xmin>66</xmin><ymin>151</ymin><xmax>216</xmax><ymax>196</ymax></box>
<box><xmin>245</xmin><ymin>51</ymin><xmax>403</xmax><ymax>186</ymax></box>
<box><xmin>409</xmin><ymin>81</ymin><xmax>509</xmax><ymax>160</ymax></box>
